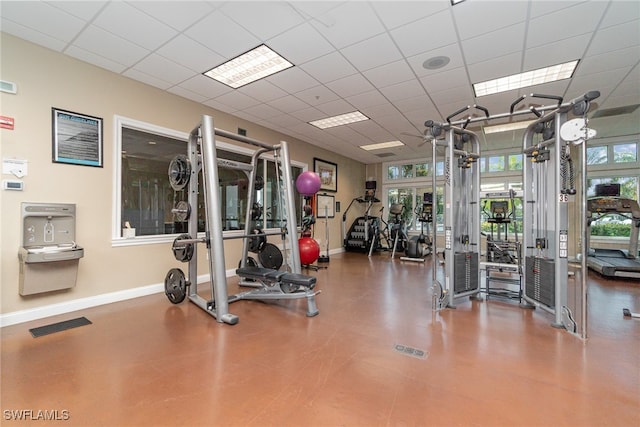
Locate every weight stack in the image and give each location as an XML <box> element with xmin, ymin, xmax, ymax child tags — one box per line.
<box><xmin>525</xmin><ymin>256</ymin><xmax>555</xmax><ymax>308</ymax></box>
<box><xmin>453</xmin><ymin>252</ymin><xmax>479</xmax><ymax>294</ymax></box>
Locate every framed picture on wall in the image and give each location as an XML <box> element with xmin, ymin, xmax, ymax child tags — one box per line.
<box><xmin>314</xmin><ymin>158</ymin><xmax>337</xmax><ymax>192</ymax></box>
<box><xmin>316</xmin><ymin>194</ymin><xmax>335</xmax><ymax>218</ymax></box>
<box><xmin>52</xmin><ymin>107</ymin><xmax>103</xmax><ymax>167</ymax></box>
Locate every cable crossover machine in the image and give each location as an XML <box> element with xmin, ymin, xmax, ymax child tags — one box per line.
<box><xmin>163</xmin><ymin>115</ymin><xmax>320</xmax><ymax>325</ymax></box>
<box><xmin>426</xmin><ymin>90</ymin><xmax>599</xmax><ymax>338</ymax></box>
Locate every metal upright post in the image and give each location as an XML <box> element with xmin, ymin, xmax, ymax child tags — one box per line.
<box><xmin>200</xmin><ymin>115</ymin><xmax>237</xmax><ymax>324</ymax></box>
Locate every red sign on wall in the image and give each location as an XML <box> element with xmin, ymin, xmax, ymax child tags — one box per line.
<box><xmin>0</xmin><ymin>116</ymin><xmax>15</xmax><ymax>130</ymax></box>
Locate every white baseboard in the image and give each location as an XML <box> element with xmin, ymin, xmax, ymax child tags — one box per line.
<box><xmin>0</xmin><ymin>270</ymin><xmax>235</xmax><ymax>328</ymax></box>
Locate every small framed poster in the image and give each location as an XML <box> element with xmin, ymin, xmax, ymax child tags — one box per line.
<box><xmin>52</xmin><ymin>108</ymin><xmax>103</xmax><ymax>167</ymax></box>
<box><xmin>314</xmin><ymin>158</ymin><xmax>337</xmax><ymax>192</ymax></box>
<box><xmin>317</xmin><ymin>194</ymin><xmax>335</xmax><ymax>218</ymax></box>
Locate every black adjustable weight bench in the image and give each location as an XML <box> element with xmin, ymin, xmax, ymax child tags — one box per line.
<box><xmin>235</xmin><ymin>267</ymin><xmax>319</xmax><ymax>317</ymax></box>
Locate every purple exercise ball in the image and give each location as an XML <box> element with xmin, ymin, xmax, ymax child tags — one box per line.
<box><xmin>296</xmin><ymin>171</ymin><xmax>322</xmax><ymax>196</ymax></box>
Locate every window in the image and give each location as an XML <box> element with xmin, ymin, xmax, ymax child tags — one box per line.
<box><xmin>613</xmin><ymin>143</ymin><xmax>637</xmax><ymax>163</ymax></box>
<box><xmin>587</xmin><ymin>146</ymin><xmax>607</xmax><ymax>165</ymax></box>
<box><xmin>488</xmin><ymin>156</ymin><xmax>505</xmax><ymax>172</ymax></box>
<box><xmin>508</xmin><ymin>154</ymin><xmax>523</xmax><ymax>170</ymax></box>
<box><xmin>115</xmin><ymin>116</ymin><xmax>303</xmax><ymax>243</ymax></box>
<box><xmin>587</xmin><ymin>176</ymin><xmax>639</xmax><ymax>237</ymax></box>
<box><xmin>415</xmin><ymin>163</ymin><xmax>429</xmax><ymax>177</ymax></box>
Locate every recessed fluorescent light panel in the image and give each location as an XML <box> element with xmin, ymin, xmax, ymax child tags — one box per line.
<box><xmin>309</xmin><ymin>111</ymin><xmax>369</xmax><ymax>129</ymax></box>
<box><xmin>203</xmin><ymin>44</ymin><xmax>293</xmax><ymax>89</ymax></box>
<box><xmin>483</xmin><ymin>120</ymin><xmax>536</xmax><ymax>134</ymax></box>
<box><xmin>473</xmin><ymin>60</ymin><xmax>579</xmax><ymax>97</ymax></box>
<box><xmin>360</xmin><ymin>141</ymin><xmax>405</xmax><ymax>151</ymax></box>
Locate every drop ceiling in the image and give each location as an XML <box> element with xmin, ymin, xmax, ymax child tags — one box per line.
<box><xmin>1</xmin><ymin>0</ymin><xmax>639</xmax><ymax>164</ymax></box>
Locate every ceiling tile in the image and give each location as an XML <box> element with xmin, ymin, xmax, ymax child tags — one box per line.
<box><xmin>156</xmin><ymin>35</ymin><xmax>225</xmax><ymax>73</ymax></box>
<box><xmin>526</xmin><ymin>1</ymin><xmax>608</xmax><ymax>49</ymax></box>
<box><xmin>238</xmin><ymin>80</ymin><xmax>288</xmax><ymax>103</ymax></box>
<box><xmin>420</xmin><ymin>67</ymin><xmax>469</xmax><ymax>93</ymax></box>
<box><xmin>1</xmin><ymin>19</ymin><xmax>68</xmax><ymax>52</ymax></box>
<box><xmin>267</xmin><ymin>23</ymin><xmax>335</xmax><ymax>65</ymax></box>
<box><xmin>407</xmin><ymin>43</ymin><xmax>464</xmax><ymax>78</ymax></box>
<box><xmin>167</xmin><ymin>86</ymin><xmax>208</xmax><ymax>103</ymax></box>
<box><xmin>269</xmin><ymin>95</ymin><xmax>311</xmax><ymax>114</ymax></box>
<box><xmin>299</xmin><ymin>51</ymin><xmax>357</xmax><ymax>84</ymax></box>
<box><xmin>127</xmin><ymin>1</ymin><xmax>215</xmax><ymax>31</ymax></box>
<box><xmin>362</xmin><ymin>60</ymin><xmax>415</xmax><ymax>89</ymax></box>
<box><xmin>371</xmin><ymin>0</ymin><xmax>449</xmax><ymax>30</ymax></box>
<box><xmin>393</xmin><ymin>95</ymin><xmax>433</xmax><ymax>113</ymax></box>
<box><xmin>568</xmin><ymin>67</ymin><xmax>632</xmax><ymax>101</ymax></box>
<box><xmin>290</xmin><ymin>106</ymin><xmax>324</xmax><ymax>122</ymax></box>
<box><xmin>1</xmin><ymin>1</ymin><xmax>86</xmax><ymax>44</ymax></box>
<box><xmin>379</xmin><ymin>80</ymin><xmax>426</xmax><ymax>102</ymax></box>
<box><xmin>461</xmin><ymin>23</ymin><xmax>526</xmax><ymax>65</ymax></box>
<box><xmin>49</xmin><ymin>1</ymin><xmax>107</xmax><ymax>20</ymax></box>
<box><xmin>213</xmin><ymin>91</ymin><xmax>261</xmax><ymax>111</ymax></box>
<box><xmin>93</xmin><ymin>2</ymin><xmax>178</xmax><ymax>50</ymax></box>
<box><xmin>65</xmin><ymin>45</ymin><xmax>127</xmax><ymax>74</ymax></box>
<box><xmin>294</xmin><ymin>85</ymin><xmax>340</xmax><ymax>106</ymax></box>
<box><xmin>390</xmin><ymin>9</ymin><xmax>457</xmax><ymax>57</ymax></box>
<box><xmin>340</xmin><ymin>33</ymin><xmax>403</xmax><ymax>72</ymax></box>
<box><xmin>466</xmin><ymin>52</ymin><xmax>522</xmax><ymax>83</ymax></box>
<box><xmin>523</xmin><ymin>33</ymin><xmax>591</xmax><ymax>71</ymax></box>
<box><xmin>600</xmin><ymin>1</ymin><xmax>640</xmax><ymax>28</ymax></box>
<box><xmin>528</xmin><ymin>0</ymin><xmax>583</xmax><ymax>19</ymax></box>
<box><xmin>360</xmin><ymin>103</ymin><xmax>401</xmax><ymax>120</ymax></box>
<box><xmin>315</xmin><ymin>99</ymin><xmax>354</xmax><ymax>116</ymax></box>
<box><xmin>429</xmin><ymin>85</ymin><xmax>474</xmax><ymax>107</ymax></box>
<box><xmin>263</xmin><ymin>114</ymin><xmax>304</xmax><ymax>128</ymax></box>
<box><xmin>241</xmin><ymin>103</ymin><xmax>284</xmax><ymax>120</ymax></box>
<box><xmin>123</xmin><ymin>68</ymin><xmax>172</xmax><ymax>90</ymax></box>
<box><xmin>268</xmin><ymin>67</ymin><xmax>319</xmax><ymax>93</ymax></box>
<box><xmin>351</xmin><ymin>121</ymin><xmax>395</xmax><ymax>142</ymax></box>
<box><xmin>132</xmin><ymin>53</ymin><xmax>196</xmax><ymax>85</ymax></box>
<box><xmin>577</xmin><ymin>46</ymin><xmax>640</xmax><ymax>78</ymax></box>
<box><xmin>453</xmin><ymin>0</ymin><xmax>528</xmax><ymax>40</ymax></box>
<box><xmin>587</xmin><ymin>19</ymin><xmax>640</xmax><ymax>56</ymax></box>
<box><xmin>184</xmin><ymin>10</ymin><xmax>260</xmax><ymax>58</ymax></box>
<box><xmin>178</xmin><ymin>75</ymin><xmax>232</xmax><ymax>99</ymax></box>
<box><xmin>325</xmin><ymin>73</ymin><xmax>376</xmax><ymax>98</ymax></box>
<box><xmin>346</xmin><ymin>90</ymin><xmax>388</xmax><ymax>110</ymax></box>
<box><xmin>72</xmin><ymin>25</ymin><xmax>150</xmax><ymax>67</ymax></box>
<box><xmin>220</xmin><ymin>1</ymin><xmax>304</xmax><ymax>40</ymax></box>
<box><xmin>310</xmin><ymin>1</ymin><xmax>385</xmax><ymax>49</ymax></box>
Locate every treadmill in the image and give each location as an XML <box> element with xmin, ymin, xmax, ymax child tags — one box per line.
<box><xmin>586</xmin><ymin>184</ymin><xmax>640</xmax><ymax>278</ymax></box>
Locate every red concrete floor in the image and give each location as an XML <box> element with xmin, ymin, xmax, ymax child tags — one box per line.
<box><xmin>1</xmin><ymin>252</ymin><xmax>639</xmax><ymax>426</ymax></box>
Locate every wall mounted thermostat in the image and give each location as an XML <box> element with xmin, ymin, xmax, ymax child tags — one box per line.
<box><xmin>3</xmin><ymin>179</ymin><xmax>24</xmax><ymax>191</ymax></box>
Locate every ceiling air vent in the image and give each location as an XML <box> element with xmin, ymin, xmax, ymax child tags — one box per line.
<box><xmin>592</xmin><ymin>104</ymin><xmax>639</xmax><ymax>118</ymax></box>
<box><xmin>375</xmin><ymin>153</ymin><xmax>395</xmax><ymax>158</ymax></box>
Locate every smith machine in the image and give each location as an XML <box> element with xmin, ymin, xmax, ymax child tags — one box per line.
<box><xmin>163</xmin><ymin>115</ymin><xmax>319</xmax><ymax>325</ymax></box>
<box><xmin>427</xmin><ymin>91</ymin><xmax>599</xmax><ymax>338</ymax></box>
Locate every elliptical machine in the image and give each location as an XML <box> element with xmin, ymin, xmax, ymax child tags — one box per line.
<box><xmin>401</xmin><ymin>193</ymin><xmax>433</xmax><ymax>262</ymax></box>
<box><xmin>389</xmin><ymin>203</ymin><xmax>408</xmax><ymax>258</ymax></box>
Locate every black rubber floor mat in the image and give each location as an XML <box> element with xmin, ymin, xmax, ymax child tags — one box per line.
<box><xmin>29</xmin><ymin>317</ymin><xmax>92</xmax><ymax>338</ymax></box>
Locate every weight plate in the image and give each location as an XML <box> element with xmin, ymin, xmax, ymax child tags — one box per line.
<box><xmin>258</xmin><ymin>243</ymin><xmax>283</xmax><ymax>270</ymax></box>
<box><xmin>164</xmin><ymin>268</ymin><xmax>187</xmax><ymax>304</ymax></box>
<box><xmin>248</xmin><ymin>228</ymin><xmax>266</xmax><ymax>253</ymax></box>
<box><xmin>172</xmin><ymin>233</ymin><xmax>194</xmax><ymax>262</ymax></box>
<box><xmin>281</xmin><ymin>282</ymin><xmax>300</xmax><ymax>294</ymax></box>
<box><xmin>173</xmin><ymin>200</ymin><xmax>191</xmax><ymax>222</ymax></box>
<box><xmin>168</xmin><ymin>154</ymin><xmax>191</xmax><ymax>191</ymax></box>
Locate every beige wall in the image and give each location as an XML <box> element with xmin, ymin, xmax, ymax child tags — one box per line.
<box><xmin>0</xmin><ymin>33</ymin><xmax>365</xmax><ymax>316</ymax></box>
